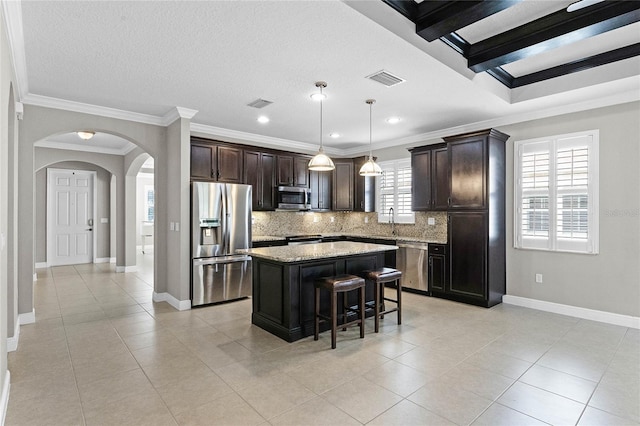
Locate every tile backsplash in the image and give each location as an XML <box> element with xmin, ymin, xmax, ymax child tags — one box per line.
<box><xmin>252</xmin><ymin>211</ymin><xmax>447</xmax><ymax>243</ymax></box>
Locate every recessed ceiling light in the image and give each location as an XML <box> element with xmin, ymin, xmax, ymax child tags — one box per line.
<box><xmin>386</xmin><ymin>117</ymin><xmax>401</xmax><ymax>124</ymax></box>
<box><xmin>329</xmin><ymin>133</ymin><xmax>340</xmax><ymax>138</ymax></box>
<box><xmin>257</xmin><ymin>116</ymin><xmax>269</xmax><ymax>124</ymax></box>
<box><xmin>77</xmin><ymin>131</ymin><xmax>95</xmax><ymax>140</ymax></box>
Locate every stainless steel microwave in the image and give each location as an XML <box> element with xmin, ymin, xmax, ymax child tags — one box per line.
<box><xmin>277</xmin><ymin>186</ymin><xmax>310</xmax><ymax>210</ymax></box>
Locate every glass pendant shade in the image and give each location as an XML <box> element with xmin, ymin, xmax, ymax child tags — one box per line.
<box><xmin>359</xmin><ymin>156</ymin><xmax>383</xmax><ymax>176</ymax></box>
<box><xmin>308</xmin><ymin>81</ymin><xmax>335</xmax><ymax>171</ymax></box>
<box><xmin>359</xmin><ymin>99</ymin><xmax>382</xmax><ymax>176</ymax></box>
<box><xmin>77</xmin><ymin>131</ymin><xmax>95</xmax><ymax>140</ymax></box>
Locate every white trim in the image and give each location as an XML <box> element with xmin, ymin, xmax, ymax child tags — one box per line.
<box><xmin>94</xmin><ymin>257</ymin><xmax>111</xmax><ymax>264</ymax></box>
<box><xmin>163</xmin><ymin>106</ymin><xmax>198</xmax><ymax>125</ymax></box>
<box><xmin>115</xmin><ymin>265</ymin><xmax>137</xmax><ymax>273</ymax></box>
<box><xmin>35</xmin><ymin>139</ymin><xmax>137</xmax><ymax>156</ymax></box>
<box><xmin>7</xmin><ymin>319</ymin><xmax>20</xmax><ymax>352</ymax></box>
<box><xmin>1</xmin><ymin>371</ymin><xmax>10</xmax><ymax>426</ymax></box>
<box><xmin>503</xmin><ymin>295</ymin><xmax>640</xmax><ymax>329</ymax></box>
<box><xmin>33</xmin><ymin>272</ymin><xmax>37</xmax><ymax>282</ymax></box>
<box><xmin>109</xmin><ymin>257</ymin><xmax>116</xmax><ymax>263</ymax></box>
<box><xmin>35</xmin><ymin>262</ymin><xmax>48</xmax><ymax>269</ymax></box>
<box><xmin>2</xmin><ymin>0</ymin><xmax>28</xmax><ymax>100</ymax></box>
<box><xmin>18</xmin><ymin>310</ymin><xmax>35</xmax><ymax>325</ymax></box>
<box><xmin>153</xmin><ymin>292</ymin><xmax>191</xmax><ymax>311</ymax></box>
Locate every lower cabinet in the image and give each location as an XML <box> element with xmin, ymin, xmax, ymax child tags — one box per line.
<box><xmin>427</xmin><ymin>244</ymin><xmax>447</xmax><ymax>294</ymax></box>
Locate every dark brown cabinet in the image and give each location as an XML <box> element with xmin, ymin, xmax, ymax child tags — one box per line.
<box><xmin>244</xmin><ymin>150</ymin><xmax>276</xmax><ymax>211</ymax></box>
<box><xmin>310</xmin><ymin>170</ymin><xmax>332</xmax><ymax>211</ymax></box>
<box><xmin>448</xmin><ymin>212</ymin><xmax>487</xmax><ymax>300</ymax></box>
<box><xmin>428</xmin><ymin>244</ymin><xmax>447</xmax><ymax>294</ymax></box>
<box><xmin>190</xmin><ymin>140</ymin><xmax>243</xmax><ymax>183</ymax></box>
<box><xmin>277</xmin><ymin>155</ymin><xmax>309</xmax><ymax>188</ymax></box>
<box><xmin>332</xmin><ymin>160</ymin><xmax>354</xmax><ymax>211</ymax></box>
<box><xmin>353</xmin><ymin>156</ymin><xmax>376</xmax><ymax>212</ymax></box>
<box><xmin>447</xmin><ymin>136</ymin><xmax>486</xmax><ymax>209</ymax></box>
<box><xmin>409</xmin><ymin>143</ymin><xmax>448</xmax><ymax>211</ymax></box>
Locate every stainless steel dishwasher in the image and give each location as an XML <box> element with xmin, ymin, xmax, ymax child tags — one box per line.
<box><xmin>396</xmin><ymin>241</ymin><xmax>429</xmax><ymax>292</ymax></box>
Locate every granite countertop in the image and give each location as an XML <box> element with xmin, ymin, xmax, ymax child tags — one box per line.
<box><xmin>240</xmin><ymin>241</ymin><xmax>398</xmax><ymax>263</ymax></box>
<box><xmin>251</xmin><ymin>233</ymin><xmax>445</xmax><ymax>244</ymax></box>
<box><xmin>252</xmin><ymin>235</ymin><xmax>286</xmax><ymax>242</ymax></box>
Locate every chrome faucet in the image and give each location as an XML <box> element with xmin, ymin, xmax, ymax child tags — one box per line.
<box><xmin>389</xmin><ymin>207</ymin><xmax>397</xmax><ymax>236</ymax></box>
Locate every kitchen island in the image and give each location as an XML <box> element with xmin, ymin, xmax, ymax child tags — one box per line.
<box><xmin>242</xmin><ymin>241</ymin><xmax>398</xmax><ymax>342</ymax></box>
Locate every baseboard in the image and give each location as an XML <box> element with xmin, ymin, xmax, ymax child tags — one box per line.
<box><xmin>7</xmin><ymin>319</ymin><xmax>20</xmax><ymax>352</ymax></box>
<box><xmin>95</xmin><ymin>257</ymin><xmax>111</xmax><ymax>264</ymax></box>
<box><xmin>110</xmin><ymin>257</ymin><xmax>116</xmax><ymax>263</ymax></box>
<box><xmin>153</xmin><ymin>292</ymin><xmax>191</xmax><ymax>311</ymax></box>
<box><xmin>1</xmin><ymin>371</ymin><xmax>10</xmax><ymax>426</ymax></box>
<box><xmin>18</xmin><ymin>310</ymin><xmax>35</xmax><ymax>325</ymax></box>
<box><xmin>35</xmin><ymin>262</ymin><xmax>48</xmax><ymax>269</ymax></box>
<box><xmin>115</xmin><ymin>265</ymin><xmax>137</xmax><ymax>273</ymax></box>
<box><xmin>502</xmin><ymin>295</ymin><xmax>640</xmax><ymax>329</ymax></box>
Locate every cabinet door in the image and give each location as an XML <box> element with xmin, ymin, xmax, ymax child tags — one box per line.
<box><xmin>217</xmin><ymin>146</ymin><xmax>243</xmax><ymax>183</ymax></box>
<box><xmin>244</xmin><ymin>150</ymin><xmax>261</xmax><ymax>208</ymax></box>
<box><xmin>432</xmin><ymin>147</ymin><xmax>449</xmax><ymax>210</ymax></box>
<box><xmin>449</xmin><ymin>138</ymin><xmax>486</xmax><ymax>209</ymax></box>
<box><xmin>448</xmin><ymin>212</ymin><xmax>487</xmax><ymax>300</ymax></box>
<box><xmin>333</xmin><ymin>161</ymin><xmax>354</xmax><ymax>211</ymax></box>
<box><xmin>277</xmin><ymin>155</ymin><xmax>294</xmax><ymax>186</ymax></box>
<box><xmin>309</xmin><ymin>170</ymin><xmax>332</xmax><ymax>210</ymax></box>
<box><xmin>191</xmin><ymin>144</ymin><xmax>215</xmax><ymax>180</ymax></box>
<box><xmin>429</xmin><ymin>254</ymin><xmax>446</xmax><ymax>293</ymax></box>
<box><xmin>293</xmin><ymin>156</ymin><xmax>310</xmax><ymax>188</ymax></box>
<box><xmin>411</xmin><ymin>150</ymin><xmax>432</xmax><ymax>211</ymax></box>
<box><xmin>260</xmin><ymin>153</ymin><xmax>276</xmax><ymax>210</ymax></box>
<box><xmin>353</xmin><ymin>156</ymin><xmax>375</xmax><ymax>212</ymax></box>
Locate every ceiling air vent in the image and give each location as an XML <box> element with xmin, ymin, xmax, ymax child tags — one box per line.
<box><xmin>366</xmin><ymin>70</ymin><xmax>405</xmax><ymax>87</ymax></box>
<box><xmin>247</xmin><ymin>98</ymin><xmax>273</xmax><ymax>108</ymax></box>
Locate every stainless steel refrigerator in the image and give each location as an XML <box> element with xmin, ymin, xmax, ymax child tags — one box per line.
<box><xmin>191</xmin><ymin>182</ymin><xmax>252</xmax><ymax>307</ymax></box>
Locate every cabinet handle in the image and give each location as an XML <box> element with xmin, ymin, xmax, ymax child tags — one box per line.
<box><xmin>217</xmin><ymin>170</ymin><xmax>221</xmax><ymax>179</ymax></box>
<box><xmin>429</xmin><ymin>257</ymin><xmax>432</xmax><ymax>266</ymax></box>
<box><xmin>211</xmin><ymin>169</ymin><xmax>215</xmax><ymax>179</ymax></box>
<box><xmin>447</xmin><ymin>197</ymin><xmax>451</xmax><ymax>206</ymax></box>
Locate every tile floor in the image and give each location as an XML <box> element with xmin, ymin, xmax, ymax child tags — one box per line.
<box><xmin>5</xmin><ymin>254</ymin><xmax>640</xmax><ymax>425</ymax></box>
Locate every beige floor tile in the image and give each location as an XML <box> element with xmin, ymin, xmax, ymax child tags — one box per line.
<box><xmin>321</xmin><ymin>375</ymin><xmax>402</xmax><ymax>423</ymax></box>
<box><xmin>497</xmin><ymin>381</ymin><xmax>585</xmax><ymax>425</ymax></box>
<box><xmin>73</xmin><ymin>350</ymin><xmax>140</xmax><ymax>386</ymax></box>
<box><xmin>589</xmin><ymin>382</ymin><xmax>640</xmax><ymax>422</ymax></box>
<box><xmin>578</xmin><ymin>406</ymin><xmax>640</xmax><ymax>425</ymax></box>
<box><xmin>408</xmin><ymin>379</ymin><xmax>494</xmax><ymax>425</ymax></box>
<box><xmin>5</xmin><ymin>385</ymin><xmax>84</xmax><ymax>426</ymax></box>
<box><xmin>83</xmin><ymin>391</ymin><xmax>176</xmax><ymax>426</ymax></box>
<box><xmin>364</xmin><ymin>359</ymin><xmax>430</xmax><ymax>397</ymax></box>
<box><xmin>536</xmin><ymin>341</ymin><xmax>613</xmax><ymax>382</ymax></box>
<box><xmin>8</xmin><ymin>367</ymin><xmax>78</xmax><ymax>404</ymax></box>
<box><xmin>286</xmin><ymin>356</ymin><xmax>358</xmax><ymax>394</ymax></box>
<box><xmin>463</xmin><ymin>347</ymin><xmax>533</xmax><ymax>379</ymax></box>
<box><xmin>394</xmin><ymin>346</ymin><xmax>460</xmax><ymax>377</ymax></box>
<box><xmin>78</xmin><ymin>368</ymin><xmax>153</xmax><ymax>407</ymax></box>
<box><xmin>236</xmin><ymin>373</ymin><xmax>316</xmax><ymax>420</ymax></box>
<box><xmin>269</xmin><ymin>396</ymin><xmax>360</xmax><ymax>426</ymax></box>
<box><xmin>368</xmin><ymin>399</ymin><xmax>456</xmax><ymax>425</ymax></box>
<box><xmin>439</xmin><ymin>363</ymin><xmax>516</xmax><ymax>401</ymax></box>
<box><xmin>471</xmin><ymin>402</ymin><xmax>547</xmax><ymax>425</ymax></box>
<box><xmin>519</xmin><ymin>364</ymin><xmax>598</xmax><ymax>403</ymax></box>
<box><xmin>155</xmin><ymin>370</ymin><xmax>234</xmax><ymax>416</ymax></box>
<box><xmin>173</xmin><ymin>393</ymin><xmax>265</xmax><ymax>426</ymax></box>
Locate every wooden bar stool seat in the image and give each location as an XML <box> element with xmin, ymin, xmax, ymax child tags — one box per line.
<box><xmin>361</xmin><ymin>267</ymin><xmax>402</xmax><ymax>332</ymax></box>
<box><xmin>314</xmin><ymin>274</ymin><xmax>366</xmax><ymax>349</ymax></box>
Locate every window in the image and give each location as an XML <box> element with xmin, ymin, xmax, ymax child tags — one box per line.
<box><xmin>514</xmin><ymin>130</ymin><xmax>599</xmax><ymax>254</ymax></box>
<box><xmin>144</xmin><ymin>185</ymin><xmax>155</xmax><ymax>221</ymax></box>
<box><xmin>377</xmin><ymin>159</ymin><xmax>415</xmax><ymax>224</ymax></box>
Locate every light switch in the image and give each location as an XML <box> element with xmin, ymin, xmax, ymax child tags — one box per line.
<box><xmin>170</xmin><ymin>222</ymin><xmax>175</xmax><ymax>231</ymax></box>
<box><xmin>175</xmin><ymin>222</ymin><xmax>180</xmax><ymax>232</ymax></box>
<box><xmin>100</xmin><ymin>218</ymin><xmax>109</xmax><ymax>224</ymax></box>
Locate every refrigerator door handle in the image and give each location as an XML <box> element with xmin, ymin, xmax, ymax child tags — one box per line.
<box><xmin>192</xmin><ymin>255</ymin><xmax>251</xmax><ymax>266</ymax></box>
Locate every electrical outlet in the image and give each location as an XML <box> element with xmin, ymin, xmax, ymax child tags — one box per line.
<box><xmin>364</xmin><ymin>217</ymin><xmax>369</xmax><ymax>223</ymax></box>
<box><xmin>427</xmin><ymin>217</ymin><xmax>435</xmax><ymax>226</ymax></box>
<box><xmin>535</xmin><ymin>273</ymin><xmax>543</xmax><ymax>283</ymax></box>
<box><xmin>170</xmin><ymin>222</ymin><xmax>175</xmax><ymax>231</ymax></box>
<box><xmin>175</xmin><ymin>222</ymin><xmax>180</xmax><ymax>232</ymax></box>
<box><xmin>330</xmin><ymin>216</ymin><xmax>335</xmax><ymax>223</ymax></box>
<box><xmin>313</xmin><ymin>216</ymin><xmax>319</xmax><ymax>223</ymax></box>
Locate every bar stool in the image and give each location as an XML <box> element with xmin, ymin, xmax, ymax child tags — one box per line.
<box><xmin>361</xmin><ymin>268</ymin><xmax>402</xmax><ymax>332</ymax></box>
<box><xmin>314</xmin><ymin>274</ymin><xmax>366</xmax><ymax>349</ymax></box>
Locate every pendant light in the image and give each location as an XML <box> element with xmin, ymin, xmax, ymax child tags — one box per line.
<box><xmin>359</xmin><ymin>99</ymin><xmax>383</xmax><ymax>176</ymax></box>
<box><xmin>308</xmin><ymin>81</ymin><xmax>335</xmax><ymax>171</ymax></box>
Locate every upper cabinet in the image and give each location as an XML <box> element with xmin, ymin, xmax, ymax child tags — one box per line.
<box><xmin>409</xmin><ymin>143</ymin><xmax>448</xmax><ymax>211</ymax></box>
<box><xmin>443</xmin><ymin>129</ymin><xmax>509</xmax><ymax>210</ymax></box>
<box><xmin>332</xmin><ymin>159</ymin><xmax>354</xmax><ymax>211</ymax></box>
<box><xmin>277</xmin><ymin>154</ymin><xmax>310</xmax><ymax>188</ymax></box>
<box><xmin>244</xmin><ymin>150</ymin><xmax>276</xmax><ymax>211</ymax></box>
<box><xmin>190</xmin><ymin>139</ymin><xmax>243</xmax><ymax>183</ymax></box>
<box><xmin>353</xmin><ymin>156</ymin><xmax>376</xmax><ymax>212</ymax></box>
<box><xmin>309</xmin><ymin>170</ymin><xmax>332</xmax><ymax>211</ymax></box>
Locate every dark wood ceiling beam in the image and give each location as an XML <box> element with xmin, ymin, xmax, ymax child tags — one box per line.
<box><xmin>381</xmin><ymin>0</ymin><xmax>418</xmax><ymax>21</ymax></box>
<box><xmin>511</xmin><ymin>42</ymin><xmax>640</xmax><ymax>87</ymax></box>
<box><xmin>416</xmin><ymin>0</ymin><xmax>522</xmax><ymax>42</ymax></box>
<box><xmin>467</xmin><ymin>1</ymin><xmax>640</xmax><ymax>72</ymax></box>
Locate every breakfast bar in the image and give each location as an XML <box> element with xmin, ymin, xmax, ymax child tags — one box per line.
<box><xmin>242</xmin><ymin>241</ymin><xmax>398</xmax><ymax>342</ymax></box>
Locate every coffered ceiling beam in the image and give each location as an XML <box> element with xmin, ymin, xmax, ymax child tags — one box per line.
<box><xmin>381</xmin><ymin>0</ymin><xmax>417</xmax><ymax>21</ymax></box>
<box><xmin>467</xmin><ymin>1</ymin><xmax>640</xmax><ymax>72</ymax></box>
<box><xmin>415</xmin><ymin>0</ymin><xmax>522</xmax><ymax>42</ymax></box>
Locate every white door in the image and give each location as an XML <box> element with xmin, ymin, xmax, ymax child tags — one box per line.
<box><xmin>48</xmin><ymin>169</ymin><xmax>95</xmax><ymax>266</ymax></box>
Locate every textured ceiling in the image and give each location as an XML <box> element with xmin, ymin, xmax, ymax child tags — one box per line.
<box><xmin>15</xmin><ymin>0</ymin><xmax>640</xmax><ymax>155</ymax></box>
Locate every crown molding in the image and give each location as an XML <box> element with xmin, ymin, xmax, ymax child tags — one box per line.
<box><xmin>35</xmin><ymin>139</ymin><xmax>137</xmax><ymax>156</ymax></box>
<box><xmin>2</xmin><ymin>0</ymin><xmax>29</xmax><ymax>100</ymax></box>
<box><xmin>190</xmin><ymin>122</ymin><xmax>341</xmax><ymax>155</ymax></box>
<box><xmin>22</xmin><ymin>94</ymin><xmax>167</xmax><ymax>126</ymax></box>
<box><xmin>162</xmin><ymin>106</ymin><xmax>199</xmax><ymax>125</ymax></box>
